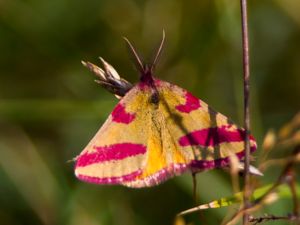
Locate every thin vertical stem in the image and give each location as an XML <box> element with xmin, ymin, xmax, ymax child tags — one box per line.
<box><xmin>192</xmin><ymin>172</ymin><xmax>198</xmax><ymax>204</ymax></box>
<box><xmin>240</xmin><ymin>0</ymin><xmax>251</xmax><ymax>224</ymax></box>
<box><xmin>288</xmin><ymin>169</ymin><xmax>299</xmax><ymax>217</ymax></box>
<box><xmin>191</xmin><ymin>173</ymin><xmax>207</xmax><ymax>223</ymax></box>
<box><xmin>288</xmin><ymin>146</ymin><xmax>300</xmax><ymax>217</ymax></box>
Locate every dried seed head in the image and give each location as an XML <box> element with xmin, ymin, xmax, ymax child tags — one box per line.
<box><xmin>82</xmin><ymin>58</ymin><xmax>133</xmax><ymax>98</ymax></box>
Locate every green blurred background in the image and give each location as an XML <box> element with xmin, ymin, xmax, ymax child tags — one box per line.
<box><xmin>0</xmin><ymin>0</ymin><xmax>299</xmax><ymax>225</ymax></box>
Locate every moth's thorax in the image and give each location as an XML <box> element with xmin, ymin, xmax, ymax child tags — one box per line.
<box><xmin>139</xmin><ymin>69</ymin><xmax>161</xmax><ymax>106</ymax></box>
<box><xmin>150</xmin><ymin>91</ymin><xmax>159</xmax><ymax>105</ymax></box>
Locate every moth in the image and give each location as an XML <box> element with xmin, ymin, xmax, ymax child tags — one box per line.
<box><xmin>74</xmin><ymin>33</ymin><xmax>257</xmax><ymax>188</ymax></box>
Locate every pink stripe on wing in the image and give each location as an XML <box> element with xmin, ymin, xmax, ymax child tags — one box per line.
<box><xmin>190</xmin><ymin>146</ymin><xmax>256</xmax><ymax>170</ymax></box>
<box><xmin>112</xmin><ymin>104</ymin><xmax>135</xmax><ymax>124</ymax></box>
<box><xmin>175</xmin><ymin>92</ymin><xmax>201</xmax><ymax>113</ymax></box>
<box><xmin>76</xmin><ymin>143</ymin><xmax>146</xmax><ymax>167</ymax></box>
<box><xmin>77</xmin><ymin>170</ymin><xmax>142</xmax><ymax>184</ymax></box>
<box><xmin>179</xmin><ymin>126</ymin><xmax>255</xmax><ymax>147</ymax></box>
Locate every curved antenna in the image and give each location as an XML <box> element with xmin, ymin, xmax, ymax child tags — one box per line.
<box><xmin>123</xmin><ymin>37</ymin><xmax>144</xmax><ymax>73</ymax></box>
<box><xmin>151</xmin><ymin>30</ymin><xmax>165</xmax><ymax>71</ymax></box>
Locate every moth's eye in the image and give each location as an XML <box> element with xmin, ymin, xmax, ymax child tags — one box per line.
<box><xmin>150</xmin><ymin>92</ymin><xmax>159</xmax><ymax>105</ymax></box>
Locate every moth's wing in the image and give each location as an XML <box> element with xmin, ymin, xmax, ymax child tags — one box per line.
<box><xmin>156</xmin><ymin>79</ymin><xmax>257</xmax><ymax>171</ymax></box>
<box><xmin>75</xmin><ymin>78</ymin><xmax>257</xmax><ymax>188</ymax></box>
<box><xmin>74</xmin><ymin>85</ymin><xmax>153</xmax><ymax>185</ymax></box>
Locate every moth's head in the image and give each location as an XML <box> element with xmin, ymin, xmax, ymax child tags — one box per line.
<box><xmin>123</xmin><ymin>30</ymin><xmax>165</xmax><ymax>82</ymax></box>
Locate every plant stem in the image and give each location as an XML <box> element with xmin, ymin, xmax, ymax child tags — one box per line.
<box><xmin>192</xmin><ymin>172</ymin><xmax>198</xmax><ymax>204</ymax></box>
<box><xmin>240</xmin><ymin>0</ymin><xmax>251</xmax><ymax>224</ymax></box>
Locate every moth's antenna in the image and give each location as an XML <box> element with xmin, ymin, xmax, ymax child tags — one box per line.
<box><xmin>123</xmin><ymin>37</ymin><xmax>144</xmax><ymax>74</ymax></box>
<box><xmin>150</xmin><ymin>30</ymin><xmax>165</xmax><ymax>71</ymax></box>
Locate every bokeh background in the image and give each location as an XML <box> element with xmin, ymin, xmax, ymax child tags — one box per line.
<box><xmin>0</xmin><ymin>0</ymin><xmax>300</xmax><ymax>225</ymax></box>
